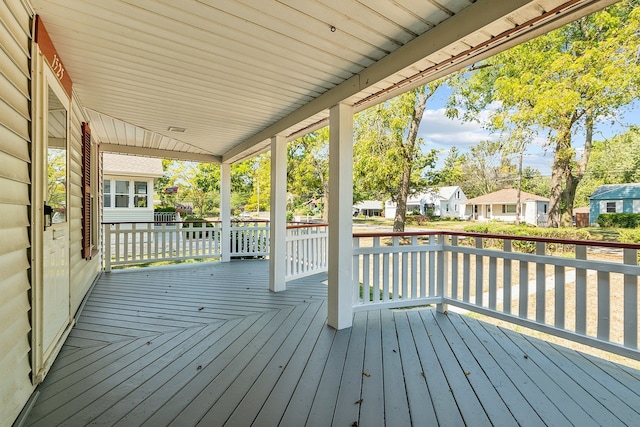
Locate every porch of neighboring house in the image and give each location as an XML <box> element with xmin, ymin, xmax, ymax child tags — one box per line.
<box><xmin>24</xmin><ymin>260</ymin><xmax>640</xmax><ymax>426</ymax></box>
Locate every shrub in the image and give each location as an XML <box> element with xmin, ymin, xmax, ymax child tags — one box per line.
<box><xmin>619</xmin><ymin>229</ymin><xmax>640</xmax><ymax>244</ymax></box>
<box><xmin>462</xmin><ymin>223</ymin><xmax>591</xmax><ymax>253</ymax></box>
<box><xmin>597</xmin><ymin>213</ymin><xmax>640</xmax><ymax>228</ymax></box>
<box><xmin>154</xmin><ymin>206</ymin><xmax>176</xmax><ymax>212</ymax></box>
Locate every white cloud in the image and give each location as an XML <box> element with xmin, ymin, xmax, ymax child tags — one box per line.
<box><xmin>418</xmin><ymin>107</ymin><xmax>554</xmax><ymax>175</ymax></box>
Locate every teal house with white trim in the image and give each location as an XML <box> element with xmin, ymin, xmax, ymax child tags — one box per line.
<box><xmin>589</xmin><ymin>183</ymin><xmax>640</xmax><ymax>224</ymax></box>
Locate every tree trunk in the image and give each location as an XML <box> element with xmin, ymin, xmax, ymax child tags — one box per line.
<box><xmin>393</xmin><ymin>90</ymin><xmax>428</xmax><ymax>232</ymax></box>
<box><xmin>547</xmin><ymin>146</ymin><xmax>567</xmax><ymax>228</ymax></box>
<box><xmin>515</xmin><ymin>150</ymin><xmax>523</xmax><ymax>225</ymax></box>
<box><xmin>560</xmin><ymin>113</ymin><xmax>594</xmax><ymax>227</ymax></box>
<box><xmin>393</xmin><ymin>165</ymin><xmax>412</xmax><ymax>232</ymax></box>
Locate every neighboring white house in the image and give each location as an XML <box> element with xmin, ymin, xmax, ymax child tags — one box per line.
<box><xmin>353</xmin><ymin>200</ymin><xmax>384</xmax><ymax>217</ymax></box>
<box><xmin>103</xmin><ymin>153</ymin><xmax>164</xmax><ymax>223</ymax></box>
<box><xmin>462</xmin><ymin>188</ymin><xmax>549</xmax><ymax>226</ymax></box>
<box><xmin>385</xmin><ymin>186</ymin><xmax>468</xmax><ymax>219</ymax></box>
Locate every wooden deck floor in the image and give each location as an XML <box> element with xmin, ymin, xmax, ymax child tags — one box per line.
<box><xmin>24</xmin><ymin>260</ymin><xmax>640</xmax><ymax>426</ymax></box>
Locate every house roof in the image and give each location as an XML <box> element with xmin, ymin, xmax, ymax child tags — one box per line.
<box><xmin>31</xmin><ymin>0</ymin><xmax>612</xmax><ymax>164</ymax></box>
<box><xmin>464</xmin><ymin>188</ymin><xmax>549</xmax><ymax>205</ymax></box>
<box><xmin>438</xmin><ymin>186</ymin><xmax>462</xmax><ymax>200</ymax></box>
<box><xmin>103</xmin><ymin>153</ymin><xmax>164</xmax><ymax>178</ymax></box>
<box><xmin>590</xmin><ymin>183</ymin><xmax>640</xmax><ymax>200</ymax></box>
<box><xmin>354</xmin><ymin>200</ymin><xmax>383</xmax><ymax>211</ymax></box>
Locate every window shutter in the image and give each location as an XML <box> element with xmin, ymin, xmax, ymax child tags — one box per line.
<box><xmin>82</xmin><ymin>122</ymin><xmax>92</xmax><ymax>259</ymax></box>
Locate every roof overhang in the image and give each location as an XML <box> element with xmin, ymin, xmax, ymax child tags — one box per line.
<box><xmin>31</xmin><ymin>0</ymin><xmax>618</xmax><ymax>163</ymax></box>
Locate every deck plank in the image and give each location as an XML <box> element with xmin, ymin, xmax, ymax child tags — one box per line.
<box><xmin>438</xmin><ymin>312</ymin><xmax>525</xmax><ymax>426</ymax></box>
<box><xmin>198</xmin><ymin>301</ymin><xmax>325</xmax><ymax>426</ymax></box>
<box><xmin>331</xmin><ymin>310</ymin><xmax>367</xmax><ymax>425</ymax></box>
<box><xmin>393</xmin><ymin>311</ymin><xmax>439</xmax><ymax>425</ymax></box>
<box><xmin>500</xmin><ymin>326</ymin><xmax>613</xmax><ymax>426</ymax></box>
<box><xmin>406</xmin><ymin>310</ymin><xmax>465</xmax><ymax>427</ymax></box>
<box><xmin>421</xmin><ymin>310</ymin><xmax>492</xmax><ymax>426</ymax></box>
<box><xmin>249</xmin><ymin>300</ymin><xmax>330</xmax><ymax>426</ymax></box>
<box><xmin>380</xmin><ymin>309</ymin><xmax>412</xmax><ymax>426</ymax></box>
<box><xmin>24</xmin><ymin>261</ymin><xmax>640</xmax><ymax>427</ymax></box>
<box><xmin>457</xmin><ymin>315</ymin><xmax>567</xmax><ymax>426</ymax></box>
<box><xmin>358</xmin><ymin>310</ymin><xmax>385</xmax><ymax>427</ymax></box>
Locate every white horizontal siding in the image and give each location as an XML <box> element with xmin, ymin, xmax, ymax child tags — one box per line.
<box><xmin>0</xmin><ymin>0</ymin><xmax>34</xmax><ymax>423</ymax></box>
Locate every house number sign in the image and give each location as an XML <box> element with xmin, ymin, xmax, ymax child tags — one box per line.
<box><xmin>35</xmin><ymin>15</ymin><xmax>73</xmax><ymax>98</ymax></box>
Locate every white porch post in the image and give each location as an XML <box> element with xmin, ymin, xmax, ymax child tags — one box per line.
<box><xmin>220</xmin><ymin>162</ymin><xmax>231</xmax><ymax>262</ymax></box>
<box><xmin>270</xmin><ymin>135</ymin><xmax>287</xmax><ymax>292</ymax></box>
<box><xmin>328</xmin><ymin>103</ymin><xmax>353</xmax><ymax>330</ymax></box>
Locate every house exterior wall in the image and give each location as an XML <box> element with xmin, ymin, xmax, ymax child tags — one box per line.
<box><xmin>102</xmin><ymin>175</ymin><xmax>155</xmax><ymax>223</ymax></box>
<box><xmin>0</xmin><ymin>0</ymin><xmax>36</xmax><ymax>422</ymax></box>
<box><xmin>1</xmin><ymin>5</ymin><xmax>102</xmax><ymax>423</ymax></box>
<box><xmin>0</xmin><ymin>1</ymin><xmax>37</xmax><ymax>423</ymax></box>
<box><xmin>590</xmin><ymin>198</ymin><xmax>640</xmax><ymax>223</ymax></box>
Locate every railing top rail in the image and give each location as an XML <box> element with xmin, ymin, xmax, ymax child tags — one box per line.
<box><xmin>287</xmin><ymin>222</ymin><xmax>329</xmax><ymax>230</ymax></box>
<box><xmin>102</xmin><ymin>219</ymin><xmax>271</xmax><ymax>225</ymax></box>
<box><xmin>352</xmin><ymin>229</ymin><xmax>640</xmax><ymax>250</ymax></box>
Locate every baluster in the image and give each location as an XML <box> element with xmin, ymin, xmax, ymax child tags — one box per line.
<box><xmin>597</xmin><ymin>269</ymin><xmax>611</xmax><ymax>342</ymax></box>
<box><xmin>536</xmin><ymin>241</ymin><xmax>546</xmax><ymax>323</ymax></box>
<box><xmin>373</xmin><ymin>237</ymin><xmax>380</xmax><ymax>303</ymax></box>
<box><xmin>576</xmin><ymin>245</ymin><xmax>587</xmax><ymax>335</ymax></box>
<box><xmin>475</xmin><ymin>237</ymin><xmax>483</xmax><ymax>306</ymax></box>
<box><xmin>503</xmin><ymin>239</ymin><xmax>512</xmax><ymax>314</ymax></box>
<box><xmin>623</xmin><ymin>248</ymin><xmax>638</xmax><ymax>348</ymax></box>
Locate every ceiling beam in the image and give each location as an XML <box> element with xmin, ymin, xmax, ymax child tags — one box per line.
<box><xmin>99</xmin><ymin>143</ymin><xmax>221</xmax><ymax>163</ymax></box>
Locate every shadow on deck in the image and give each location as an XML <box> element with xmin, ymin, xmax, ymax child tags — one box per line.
<box><xmin>25</xmin><ymin>260</ymin><xmax>640</xmax><ymax>426</ymax></box>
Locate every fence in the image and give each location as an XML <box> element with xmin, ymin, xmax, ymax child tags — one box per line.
<box><xmin>285</xmin><ymin>223</ymin><xmax>329</xmax><ymax>280</ymax></box>
<box><xmin>103</xmin><ymin>220</ymin><xmax>269</xmax><ymax>270</ymax></box>
<box><xmin>352</xmin><ymin>231</ymin><xmax>640</xmax><ymax>360</ymax></box>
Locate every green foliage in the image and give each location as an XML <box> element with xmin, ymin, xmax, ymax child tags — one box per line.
<box><xmin>287</xmin><ymin>129</ymin><xmax>329</xmax><ymax>220</ymax></box>
<box><xmin>354</xmin><ymin>82</ymin><xmax>445</xmax><ymax>231</ymax></box>
<box><xmin>618</xmin><ymin>229</ymin><xmax>640</xmax><ymax>244</ymax></box>
<box><xmin>575</xmin><ymin>128</ymin><xmax>640</xmax><ymax>206</ymax></box>
<box><xmin>154</xmin><ymin>206</ymin><xmax>176</xmax><ymax>213</ymax></box>
<box><xmin>449</xmin><ymin>1</ymin><xmax>640</xmax><ymax>226</ymax></box>
<box><xmin>596</xmin><ymin>213</ymin><xmax>640</xmax><ymax>228</ymax></box>
<box><xmin>463</xmin><ymin>223</ymin><xmax>591</xmax><ymax>253</ymax></box>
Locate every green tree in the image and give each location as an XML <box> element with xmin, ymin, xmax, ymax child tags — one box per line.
<box><xmin>354</xmin><ymin>83</ymin><xmax>441</xmax><ymax>231</ymax></box>
<box><xmin>435</xmin><ymin>147</ymin><xmax>466</xmax><ymax>186</ymax></box>
<box><xmin>575</xmin><ymin>127</ymin><xmax>640</xmax><ymax>206</ymax></box>
<box><xmin>457</xmin><ymin>140</ymin><xmax>513</xmax><ymax>199</ymax></box>
<box><xmin>288</xmin><ymin>128</ymin><xmax>329</xmax><ymax>221</ymax></box>
<box><xmin>449</xmin><ymin>1</ymin><xmax>640</xmax><ymax>226</ymax></box>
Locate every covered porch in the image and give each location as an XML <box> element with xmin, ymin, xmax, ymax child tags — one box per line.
<box><xmin>23</xmin><ymin>261</ymin><xmax>640</xmax><ymax>426</ymax></box>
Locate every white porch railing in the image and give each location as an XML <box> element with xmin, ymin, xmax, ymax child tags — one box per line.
<box><xmin>153</xmin><ymin>211</ymin><xmax>180</xmax><ymax>223</ymax></box>
<box><xmin>353</xmin><ymin>231</ymin><xmax>640</xmax><ymax>360</ymax></box>
<box><xmin>103</xmin><ymin>220</ymin><xmax>269</xmax><ymax>271</ymax></box>
<box><xmin>285</xmin><ymin>223</ymin><xmax>329</xmax><ymax>280</ymax></box>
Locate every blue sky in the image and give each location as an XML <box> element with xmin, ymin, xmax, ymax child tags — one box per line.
<box><xmin>418</xmin><ymin>86</ymin><xmax>640</xmax><ymax>175</ymax></box>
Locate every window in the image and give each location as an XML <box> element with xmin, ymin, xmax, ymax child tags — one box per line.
<box><xmin>115</xmin><ymin>180</ymin><xmax>130</xmax><ymax>207</ymax></box>
<box><xmin>104</xmin><ymin>179</ymin><xmax>151</xmax><ymax>209</ymax></box>
<box><xmin>543</xmin><ymin>204</ymin><xmax>548</xmax><ymax>214</ymax></box>
<box><xmin>103</xmin><ymin>180</ymin><xmax>111</xmax><ymax>208</ymax></box>
<box><xmin>445</xmin><ymin>203</ymin><xmax>449</xmax><ymax>212</ymax></box>
<box><xmin>502</xmin><ymin>204</ymin><xmax>517</xmax><ymax>214</ymax></box>
<box><xmin>134</xmin><ymin>181</ymin><xmax>148</xmax><ymax>207</ymax></box>
<box><xmin>606</xmin><ymin>202</ymin><xmax>617</xmax><ymax>213</ymax></box>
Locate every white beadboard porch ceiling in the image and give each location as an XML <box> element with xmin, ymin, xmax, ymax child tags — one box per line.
<box><xmin>31</xmin><ymin>0</ymin><xmax>617</xmax><ymax>163</ymax></box>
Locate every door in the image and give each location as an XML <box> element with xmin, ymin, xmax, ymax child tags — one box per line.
<box><xmin>41</xmin><ymin>80</ymin><xmax>71</xmax><ymax>365</ymax></box>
